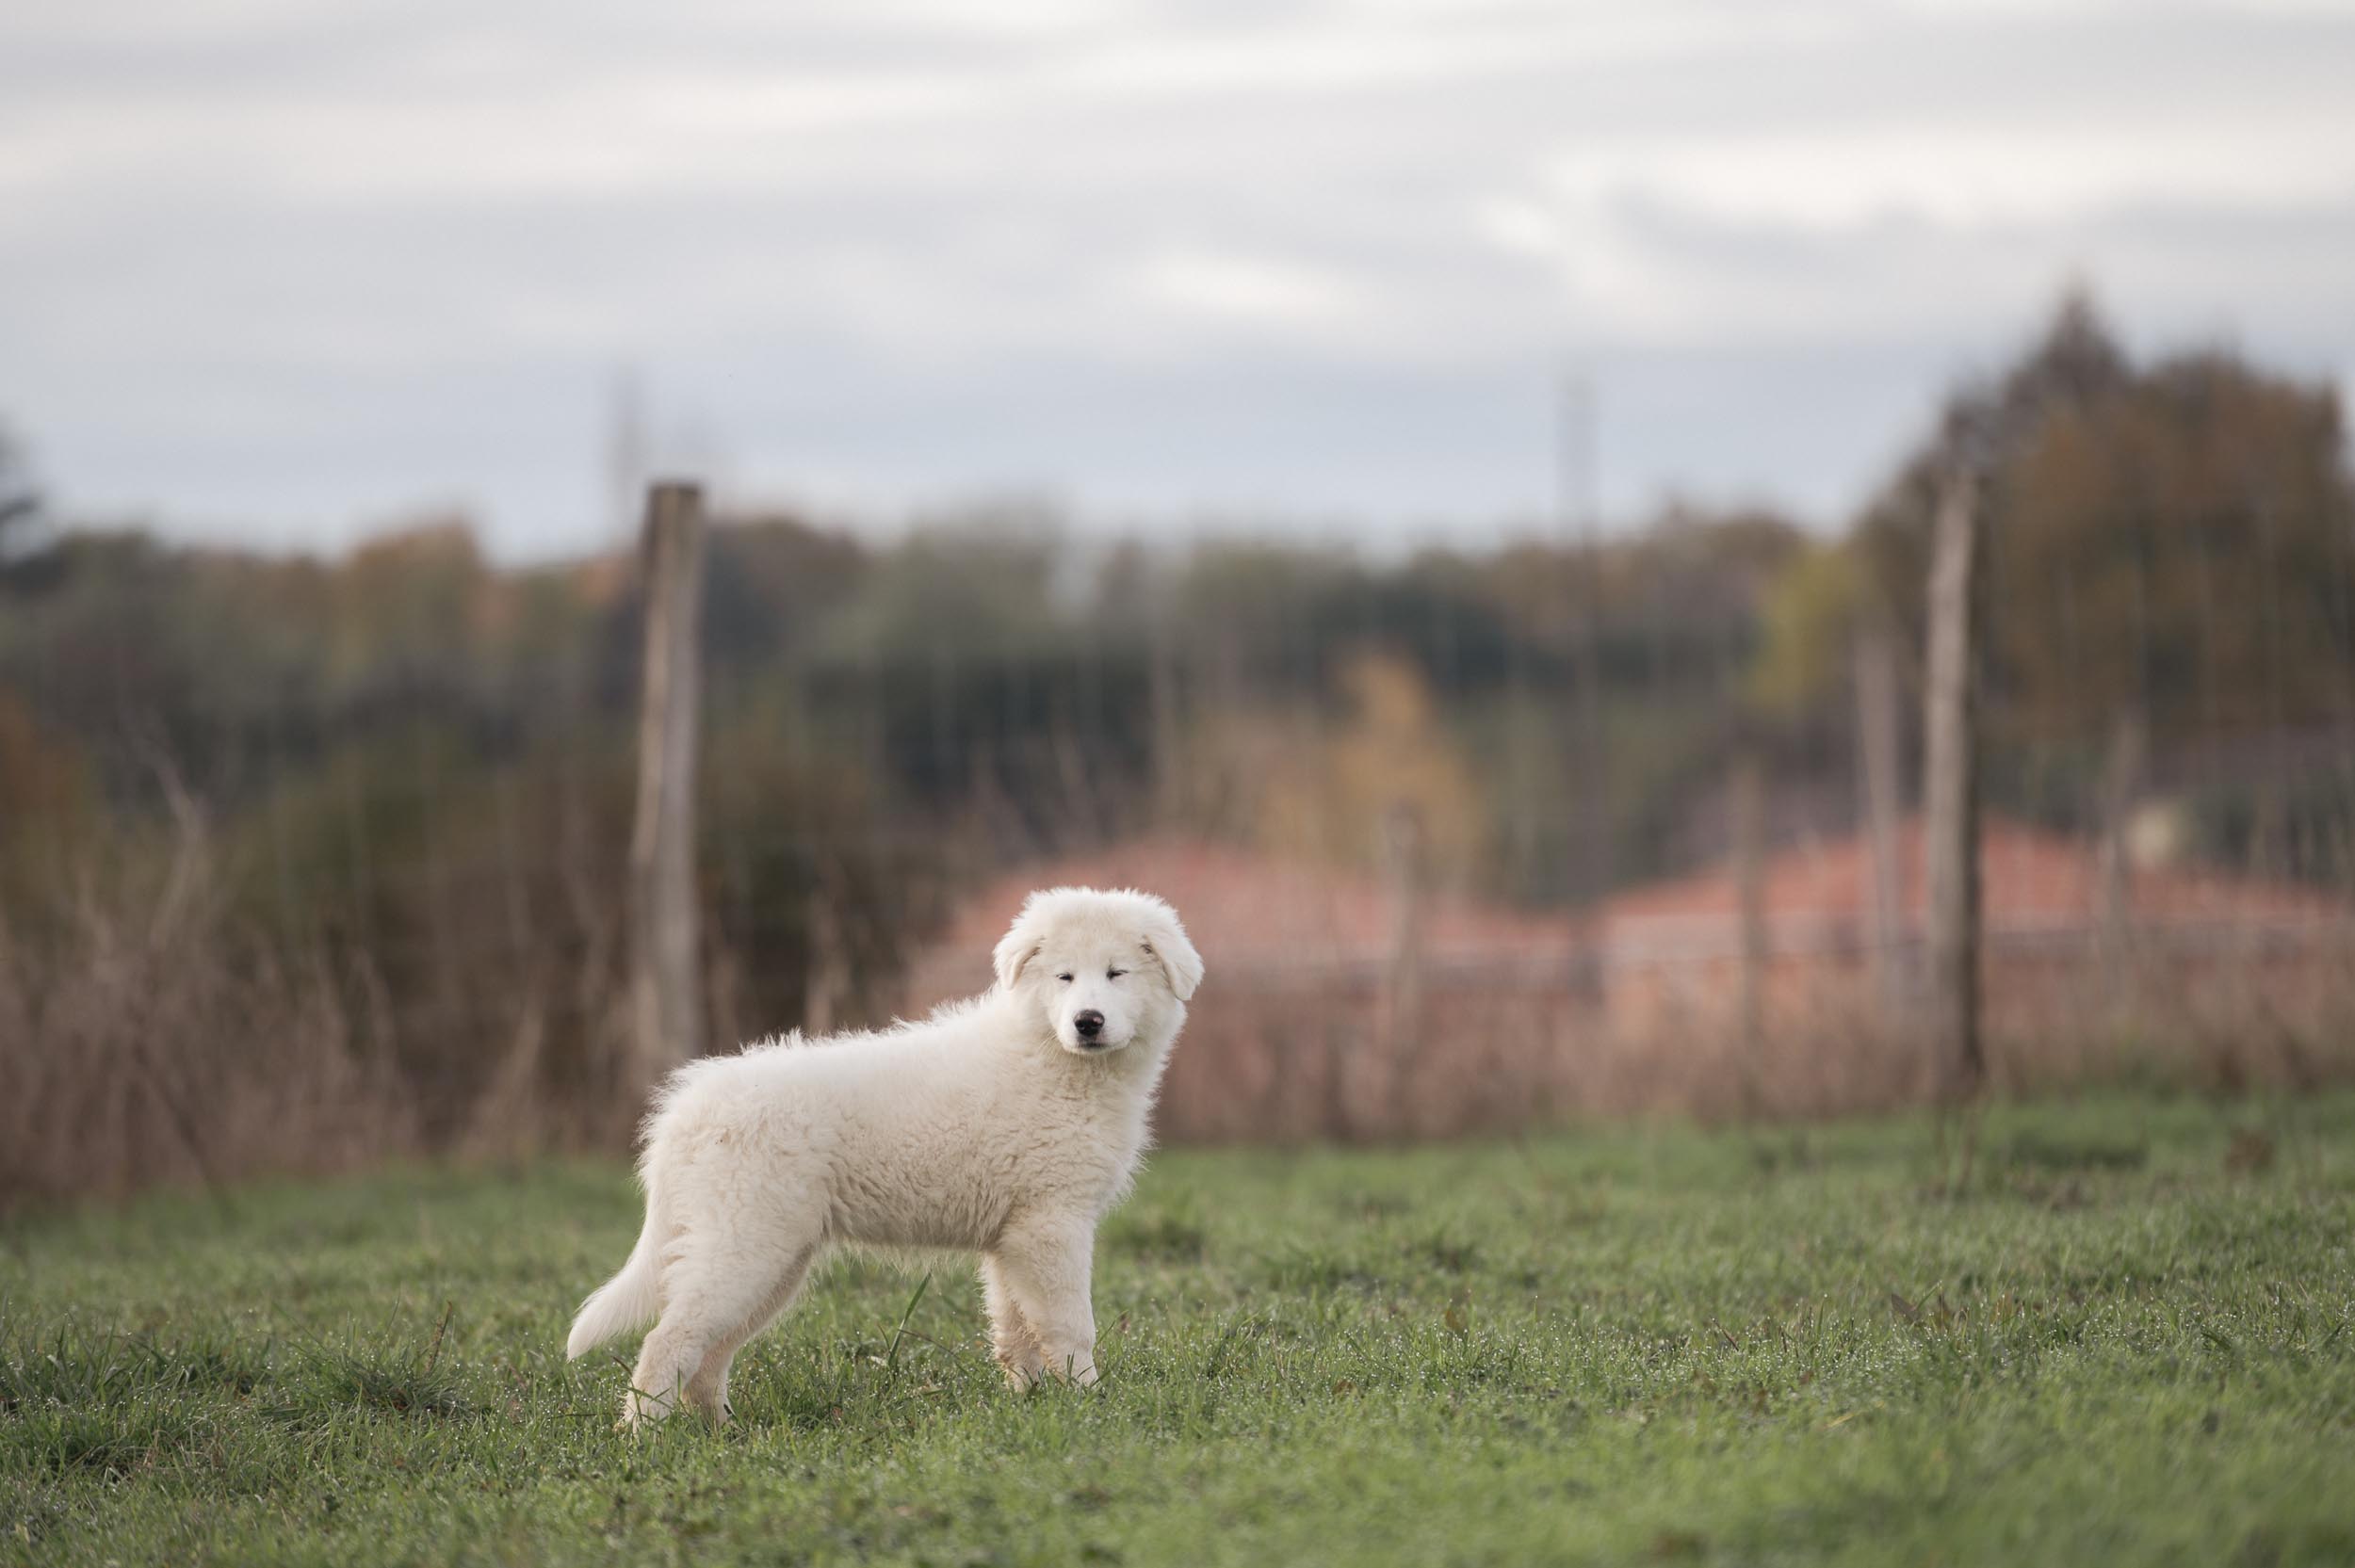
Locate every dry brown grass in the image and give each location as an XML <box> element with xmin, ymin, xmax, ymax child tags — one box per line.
<box><xmin>1148</xmin><ymin>937</ymin><xmax>2355</xmax><ymax>1141</ymax></box>
<box><xmin>0</xmin><ymin>793</ymin><xmax>420</xmax><ymax>1207</ymax></box>
<box><xmin>8</xmin><ymin>796</ymin><xmax>2350</xmax><ymax>1201</ymax></box>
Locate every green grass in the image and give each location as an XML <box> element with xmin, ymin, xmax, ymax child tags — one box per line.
<box><xmin>4</xmin><ymin>1092</ymin><xmax>2353</xmax><ymax>1566</ymax></box>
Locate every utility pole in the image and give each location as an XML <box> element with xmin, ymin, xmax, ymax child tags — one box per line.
<box><xmin>606</xmin><ymin>366</ymin><xmax>648</xmax><ymax>543</ymax></box>
<box><xmin>1560</xmin><ymin>369</ymin><xmax>1611</xmax><ymax>997</ymax></box>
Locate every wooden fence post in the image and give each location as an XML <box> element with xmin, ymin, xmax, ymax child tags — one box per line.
<box><xmin>1731</xmin><ymin>751</ymin><xmax>1768</xmax><ymax>1105</ymax></box>
<box><xmin>803</xmin><ymin>870</ymin><xmax>850</xmax><ymax>1040</ymax></box>
<box><xmin>1923</xmin><ymin>465</ymin><xmax>1984</xmax><ymax>1099</ymax></box>
<box><xmin>1149</xmin><ymin>604</ymin><xmax>1182</xmax><ymax>828</ymax></box>
<box><xmin>1376</xmin><ymin>800</ymin><xmax>1426</xmax><ymax>1135</ymax></box>
<box><xmin>1854</xmin><ymin>622</ymin><xmax>1907</xmax><ymax>1010</ymax></box>
<box><xmin>2096</xmin><ymin>706</ymin><xmax>2146</xmax><ymax>1000</ymax></box>
<box><xmin>628</xmin><ymin>481</ymin><xmax>707</xmax><ymax>1092</ymax></box>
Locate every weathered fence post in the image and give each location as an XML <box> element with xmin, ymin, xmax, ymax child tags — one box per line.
<box><xmin>1854</xmin><ymin>622</ymin><xmax>1907</xmax><ymax>1010</ymax></box>
<box><xmin>628</xmin><ymin>481</ymin><xmax>707</xmax><ymax>1093</ymax></box>
<box><xmin>1149</xmin><ymin>603</ymin><xmax>1183</xmax><ymax>828</ymax></box>
<box><xmin>1731</xmin><ymin>750</ymin><xmax>1768</xmax><ymax>1106</ymax></box>
<box><xmin>803</xmin><ymin>870</ymin><xmax>850</xmax><ymax>1039</ymax></box>
<box><xmin>1376</xmin><ymin>800</ymin><xmax>1427</xmax><ymax>1135</ymax></box>
<box><xmin>2096</xmin><ymin>706</ymin><xmax>2145</xmax><ymax>999</ymax></box>
<box><xmin>1923</xmin><ymin>465</ymin><xmax>1984</xmax><ymax>1099</ymax></box>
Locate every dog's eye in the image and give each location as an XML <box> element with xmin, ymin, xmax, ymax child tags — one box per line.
<box><xmin>1106</xmin><ymin>969</ymin><xmax>1127</xmax><ymax>980</ymax></box>
<box><xmin>1056</xmin><ymin>972</ymin><xmax>1074</xmax><ymax>984</ymax></box>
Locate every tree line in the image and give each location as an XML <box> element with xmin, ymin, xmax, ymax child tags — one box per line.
<box><xmin>2</xmin><ymin>291</ymin><xmax>2349</xmax><ymax>1192</ymax></box>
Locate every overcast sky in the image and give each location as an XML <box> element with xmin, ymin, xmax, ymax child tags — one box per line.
<box><xmin>4</xmin><ymin>0</ymin><xmax>2353</xmax><ymax>558</ymax></box>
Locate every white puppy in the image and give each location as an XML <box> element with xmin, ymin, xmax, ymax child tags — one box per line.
<box><xmin>565</xmin><ymin>885</ymin><xmax>1202</xmax><ymax>1425</ymax></box>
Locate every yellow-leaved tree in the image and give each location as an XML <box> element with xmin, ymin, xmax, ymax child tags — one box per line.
<box><xmin>1254</xmin><ymin>651</ymin><xmax>1486</xmax><ymax>880</ymax></box>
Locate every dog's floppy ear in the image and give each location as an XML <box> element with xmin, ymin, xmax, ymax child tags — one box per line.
<box><xmin>992</xmin><ymin>896</ymin><xmax>1048</xmax><ymax>991</ymax></box>
<box><xmin>1138</xmin><ymin>900</ymin><xmax>1204</xmax><ymax>1002</ymax></box>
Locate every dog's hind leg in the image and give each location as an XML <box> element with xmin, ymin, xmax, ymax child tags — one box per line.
<box><xmin>626</xmin><ymin>1217</ymin><xmax>822</xmax><ymax>1428</ymax></box>
<box><xmin>684</xmin><ymin>1243</ymin><xmax>817</xmax><ymax>1425</ymax></box>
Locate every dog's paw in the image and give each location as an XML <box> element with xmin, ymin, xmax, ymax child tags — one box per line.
<box><xmin>1008</xmin><ymin>1354</ymin><xmax>1099</xmax><ymax>1391</ymax></box>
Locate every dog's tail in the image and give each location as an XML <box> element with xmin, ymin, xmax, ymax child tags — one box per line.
<box><xmin>566</xmin><ymin>1202</ymin><xmax>667</xmax><ymax>1360</ymax></box>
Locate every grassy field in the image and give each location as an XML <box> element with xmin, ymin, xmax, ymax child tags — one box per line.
<box><xmin>4</xmin><ymin>1092</ymin><xmax>2352</xmax><ymax>1566</ymax></box>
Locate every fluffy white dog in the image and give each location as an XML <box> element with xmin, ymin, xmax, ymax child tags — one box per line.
<box><xmin>565</xmin><ymin>885</ymin><xmax>1202</xmax><ymax>1425</ymax></box>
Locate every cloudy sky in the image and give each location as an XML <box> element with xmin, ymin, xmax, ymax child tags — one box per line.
<box><xmin>4</xmin><ymin>0</ymin><xmax>2353</xmax><ymax>557</ymax></box>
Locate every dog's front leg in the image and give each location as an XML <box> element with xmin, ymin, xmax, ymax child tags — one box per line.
<box><xmin>980</xmin><ymin>1254</ymin><xmax>1046</xmax><ymax>1386</ymax></box>
<box><xmin>991</xmin><ymin>1220</ymin><xmax>1099</xmax><ymax>1386</ymax></box>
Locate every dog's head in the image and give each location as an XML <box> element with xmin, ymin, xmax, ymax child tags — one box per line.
<box><xmin>992</xmin><ymin>886</ymin><xmax>1203</xmax><ymax>1056</ymax></box>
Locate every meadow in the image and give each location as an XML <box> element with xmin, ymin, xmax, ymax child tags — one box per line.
<box><xmin>4</xmin><ymin>1091</ymin><xmax>2352</xmax><ymax>1566</ymax></box>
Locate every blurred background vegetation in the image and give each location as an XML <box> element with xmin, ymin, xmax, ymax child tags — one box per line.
<box><xmin>3</xmin><ymin>294</ymin><xmax>2352</xmax><ymax>1203</ymax></box>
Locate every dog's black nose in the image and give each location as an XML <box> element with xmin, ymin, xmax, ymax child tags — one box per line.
<box><xmin>1074</xmin><ymin>1010</ymin><xmax>1105</xmax><ymax>1039</ymax></box>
